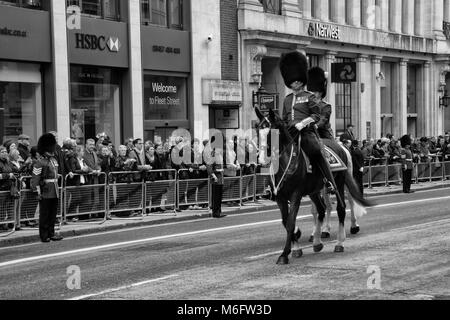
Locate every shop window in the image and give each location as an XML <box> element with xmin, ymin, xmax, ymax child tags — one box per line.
<box><xmin>70</xmin><ymin>66</ymin><xmax>121</xmax><ymax>146</ymax></box>
<box><xmin>0</xmin><ymin>0</ymin><xmax>42</xmax><ymax>9</ymax></box>
<box><xmin>143</xmin><ymin>73</ymin><xmax>188</xmax><ymax>121</ymax></box>
<box><xmin>141</xmin><ymin>0</ymin><xmax>183</xmax><ymax>29</ymax></box>
<box><xmin>259</xmin><ymin>0</ymin><xmax>281</xmax><ymax>15</ymax></box>
<box><xmin>66</xmin><ymin>0</ymin><xmax>120</xmax><ymax>20</ymax></box>
<box><xmin>0</xmin><ymin>62</ymin><xmax>43</xmax><ymax>146</ymax></box>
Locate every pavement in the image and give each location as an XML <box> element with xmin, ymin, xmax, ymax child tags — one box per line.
<box><xmin>0</xmin><ymin>187</ymin><xmax>449</xmax><ymax>300</ymax></box>
<box><xmin>1</xmin><ymin>179</ymin><xmax>450</xmax><ymax>248</ymax></box>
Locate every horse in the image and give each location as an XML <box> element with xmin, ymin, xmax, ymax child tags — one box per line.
<box><xmin>255</xmin><ymin>107</ymin><xmax>373</xmax><ymax>265</ymax></box>
<box><xmin>308</xmin><ymin>144</ymin><xmax>364</xmax><ymax>242</ymax></box>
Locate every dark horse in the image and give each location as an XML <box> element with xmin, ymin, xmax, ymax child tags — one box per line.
<box><xmin>255</xmin><ymin>108</ymin><xmax>373</xmax><ymax>265</ymax></box>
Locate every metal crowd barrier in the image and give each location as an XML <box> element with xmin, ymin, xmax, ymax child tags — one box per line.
<box><xmin>0</xmin><ymin>178</ymin><xmax>17</xmax><ymax>237</ymax></box>
<box><xmin>17</xmin><ymin>175</ymin><xmax>63</xmax><ymax>230</ymax></box>
<box><xmin>108</xmin><ymin>171</ymin><xmax>145</xmax><ymax>220</ymax></box>
<box><xmin>64</xmin><ymin>173</ymin><xmax>107</xmax><ymax>224</ymax></box>
<box><xmin>362</xmin><ymin>158</ymin><xmax>450</xmax><ymax>187</ymax></box>
<box><xmin>144</xmin><ymin>169</ymin><xmax>177</xmax><ymax>216</ymax></box>
<box><xmin>177</xmin><ymin>169</ymin><xmax>210</xmax><ymax>209</ymax></box>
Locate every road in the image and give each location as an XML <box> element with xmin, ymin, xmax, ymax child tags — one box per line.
<box><xmin>0</xmin><ymin>188</ymin><xmax>449</xmax><ymax>300</ymax></box>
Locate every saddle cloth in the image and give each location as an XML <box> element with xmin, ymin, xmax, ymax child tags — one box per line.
<box><xmin>302</xmin><ymin>146</ymin><xmax>348</xmax><ymax>174</ymax></box>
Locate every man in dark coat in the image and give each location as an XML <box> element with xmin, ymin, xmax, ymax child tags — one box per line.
<box><xmin>205</xmin><ymin>138</ymin><xmax>226</xmax><ymax>218</ymax></box>
<box><xmin>340</xmin><ymin>124</ymin><xmax>355</xmax><ymax>143</ymax></box>
<box><xmin>17</xmin><ymin>134</ymin><xmax>31</xmax><ymax>162</ymax></box>
<box><xmin>280</xmin><ymin>51</ymin><xmax>337</xmax><ymax>194</ymax></box>
<box><xmin>400</xmin><ymin>135</ymin><xmax>414</xmax><ymax>194</ymax></box>
<box><xmin>31</xmin><ymin>133</ymin><xmax>63</xmax><ymax>243</ymax></box>
<box><xmin>351</xmin><ymin>140</ymin><xmax>365</xmax><ymax>195</ymax></box>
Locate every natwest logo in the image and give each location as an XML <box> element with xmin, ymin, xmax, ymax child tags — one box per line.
<box><xmin>75</xmin><ymin>33</ymin><xmax>121</xmax><ymax>52</ymax></box>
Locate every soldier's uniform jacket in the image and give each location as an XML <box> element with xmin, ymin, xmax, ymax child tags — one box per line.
<box><xmin>31</xmin><ymin>154</ymin><xmax>59</xmax><ymax>199</ymax></box>
<box><xmin>282</xmin><ymin>91</ymin><xmax>321</xmax><ymax>128</ymax></box>
<box><xmin>206</xmin><ymin>149</ymin><xmax>224</xmax><ymax>185</ymax></box>
<box><xmin>317</xmin><ymin>100</ymin><xmax>334</xmax><ymax>140</ymax></box>
<box><xmin>400</xmin><ymin>148</ymin><xmax>414</xmax><ymax>170</ymax></box>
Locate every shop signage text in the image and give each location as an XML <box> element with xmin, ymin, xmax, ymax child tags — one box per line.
<box><xmin>202</xmin><ymin>80</ymin><xmax>243</xmax><ymax>104</ymax></box>
<box><xmin>149</xmin><ymin>82</ymin><xmax>181</xmax><ymax>106</ymax></box>
<box><xmin>75</xmin><ymin>33</ymin><xmax>121</xmax><ymax>52</ymax></box>
<box><xmin>308</xmin><ymin>22</ymin><xmax>340</xmax><ymax>40</ymax></box>
<box><xmin>0</xmin><ymin>27</ymin><xmax>27</xmax><ymax>38</ymax></box>
<box><xmin>153</xmin><ymin>45</ymin><xmax>181</xmax><ymax>54</ymax></box>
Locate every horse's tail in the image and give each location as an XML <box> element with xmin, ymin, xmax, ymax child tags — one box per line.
<box><xmin>344</xmin><ymin>170</ymin><xmax>375</xmax><ymax>209</ymax></box>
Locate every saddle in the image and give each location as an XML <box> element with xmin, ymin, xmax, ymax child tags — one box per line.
<box><xmin>286</xmin><ymin>137</ymin><xmax>347</xmax><ymax>176</ymax></box>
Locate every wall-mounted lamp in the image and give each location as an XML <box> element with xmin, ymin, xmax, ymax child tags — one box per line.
<box><xmin>375</xmin><ymin>72</ymin><xmax>385</xmax><ymax>81</ymax></box>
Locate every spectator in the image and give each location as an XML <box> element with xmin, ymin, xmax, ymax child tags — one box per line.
<box><xmin>351</xmin><ymin>140</ymin><xmax>365</xmax><ymax>196</ymax></box>
<box><xmin>3</xmin><ymin>140</ymin><xmax>17</xmax><ymax>154</ymax></box>
<box><xmin>9</xmin><ymin>149</ymin><xmax>24</xmax><ymax>175</ymax></box>
<box><xmin>49</xmin><ymin>131</ymin><xmax>66</xmax><ymax>177</ymax></box>
<box><xmin>418</xmin><ymin>137</ymin><xmax>431</xmax><ymax>163</ymax></box>
<box><xmin>23</xmin><ymin>146</ymin><xmax>40</xmax><ymax>177</ymax></box>
<box><xmin>128</xmin><ymin>138</ymin><xmax>152</xmax><ymax>181</ymax></box>
<box><xmin>155</xmin><ymin>143</ymin><xmax>171</xmax><ymax>180</ymax></box>
<box><xmin>0</xmin><ymin>146</ymin><xmax>16</xmax><ymax>230</ymax></box>
<box><xmin>388</xmin><ymin>139</ymin><xmax>402</xmax><ymax>164</ymax></box>
<box><xmin>113</xmin><ymin>145</ymin><xmax>137</xmax><ymax>183</ymax></box>
<box><xmin>83</xmin><ymin>138</ymin><xmax>101</xmax><ymax>183</ymax></box>
<box><xmin>340</xmin><ymin>124</ymin><xmax>355</xmax><ymax>143</ymax></box>
<box><xmin>98</xmin><ymin>144</ymin><xmax>116</xmax><ymax>183</ymax></box>
<box><xmin>125</xmin><ymin>138</ymin><xmax>134</xmax><ymax>156</ymax></box>
<box><xmin>17</xmin><ymin>134</ymin><xmax>31</xmax><ymax>162</ymax></box>
<box><xmin>66</xmin><ymin>145</ymin><xmax>91</xmax><ymax>220</ymax></box>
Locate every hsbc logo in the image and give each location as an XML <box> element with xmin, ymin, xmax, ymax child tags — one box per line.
<box><xmin>75</xmin><ymin>33</ymin><xmax>121</xmax><ymax>53</ymax></box>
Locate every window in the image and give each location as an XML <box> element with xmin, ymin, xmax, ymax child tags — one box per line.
<box><xmin>0</xmin><ymin>0</ymin><xmax>42</xmax><ymax>9</ymax></box>
<box><xmin>66</xmin><ymin>0</ymin><xmax>120</xmax><ymax>20</ymax></box>
<box><xmin>70</xmin><ymin>66</ymin><xmax>122</xmax><ymax>146</ymax></box>
<box><xmin>141</xmin><ymin>0</ymin><xmax>183</xmax><ymax>29</ymax></box>
<box><xmin>259</xmin><ymin>0</ymin><xmax>281</xmax><ymax>15</ymax></box>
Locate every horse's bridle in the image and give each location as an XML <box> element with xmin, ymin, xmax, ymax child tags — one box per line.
<box><xmin>256</xmin><ymin>116</ymin><xmax>272</xmax><ymax>131</ymax></box>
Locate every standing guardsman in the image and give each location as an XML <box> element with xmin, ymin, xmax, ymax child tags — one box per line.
<box><xmin>206</xmin><ymin>137</ymin><xmax>226</xmax><ymax>219</ymax></box>
<box><xmin>31</xmin><ymin>133</ymin><xmax>64</xmax><ymax>243</ymax></box>
<box><xmin>400</xmin><ymin>135</ymin><xmax>414</xmax><ymax>194</ymax></box>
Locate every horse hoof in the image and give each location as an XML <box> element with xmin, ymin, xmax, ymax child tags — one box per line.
<box><xmin>321</xmin><ymin>232</ymin><xmax>331</xmax><ymax>239</ymax></box>
<box><xmin>334</xmin><ymin>245</ymin><xmax>345</xmax><ymax>253</ymax></box>
<box><xmin>276</xmin><ymin>256</ymin><xmax>289</xmax><ymax>265</ymax></box>
<box><xmin>308</xmin><ymin>236</ymin><xmax>314</xmax><ymax>243</ymax></box>
<box><xmin>313</xmin><ymin>244</ymin><xmax>324</xmax><ymax>253</ymax></box>
<box><xmin>350</xmin><ymin>226</ymin><xmax>360</xmax><ymax>235</ymax></box>
<box><xmin>292</xmin><ymin>249</ymin><xmax>303</xmax><ymax>258</ymax></box>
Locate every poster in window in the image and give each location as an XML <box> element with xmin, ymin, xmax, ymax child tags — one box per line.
<box><xmin>71</xmin><ymin>109</ymin><xmax>85</xmax><ymax>144</ymax></box>
<box><xmin>215</xmin><ymin>108</ymin><xmax>239</xmax><ymax>129</ymax></box>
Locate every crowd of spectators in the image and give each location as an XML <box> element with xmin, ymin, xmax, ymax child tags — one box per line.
<box><xmin>1</xmin><ymin>131</ymin><xmax>262</xmax><ymax>226</ymax></box>
<box><xmin>357</xmin><ymin>133</ymin><xmax>450</xmax><ymax>166</ymax></box>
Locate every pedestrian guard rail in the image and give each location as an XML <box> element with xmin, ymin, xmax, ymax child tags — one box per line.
<box><xmin>3</xmin><ymin>160</ymin><xmax>450</xmax><ymax>236</ymax></box>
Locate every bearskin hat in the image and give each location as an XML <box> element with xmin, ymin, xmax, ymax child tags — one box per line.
<box><xmin>279</xmin><ymin>51</ymin><xmax>308</xmax><ymax>88</ymax></box>
<box><xmin>308</xmin><ymin>67</ymin><xmax>328</xmax><ymax>99</ymax></box>
<box><xmin>400</xmin><ymin>135</ymin><xmax>412</xmax><ymax>148</ymax></box>
<box><xmin>37</xmin><ymin>133</ymin><xmax>57</xmax><ymax>155</ymax></box>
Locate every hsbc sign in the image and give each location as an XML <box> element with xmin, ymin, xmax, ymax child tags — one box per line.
<box><xmin>75</xmin><ymin>33</ymin><xmax>121</xmax><ymax>53</ymax></box>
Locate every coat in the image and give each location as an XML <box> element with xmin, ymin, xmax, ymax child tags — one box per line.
<box><xmin>0</xmin><ymin>158</ymin><xmax>14</xmax><ymax>191</ymax></box>
<box><xmin>282</xmin><ymin>92</ymin><xmax>321</xmax><ymax>127</ymax></box>
<box><xmin>31</xmin><ymin>154</ymin><xmax>59</xmax><ymax>199</ymax></box>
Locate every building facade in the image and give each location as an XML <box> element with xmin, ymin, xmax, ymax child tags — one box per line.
<box><xmin>239</xmin><ymin>0</ymin><xmax>450</xmax><ymax>140</ymax></box>
<box><xmin>0</xmin><ymin>0</ymin><xmax>231</xmax><ymax>147</ymax></box>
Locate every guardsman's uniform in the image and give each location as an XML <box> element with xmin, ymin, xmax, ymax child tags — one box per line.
<box><xmin>206</xmin><ymin>148</ymin><xmax>225</xmax><ymax>218</ymax></box>
<box><xmin>282</xmin><ymin>91</ymin><xmax>337</xmax><ymax>192</ymax></box>
<box><xmin>31</xmin><ymin>133</ymin><xmax>63</xmax><ymax>242</ymax></box>
<box><xmin>400</xmin><ymin>135</ymin><xmax>414</xmax><ymax>194</ymax></box>
<box><xmin>316</xmin><ymin>100</ymin><xmax>334</xmax><ymax>140</ymax></box>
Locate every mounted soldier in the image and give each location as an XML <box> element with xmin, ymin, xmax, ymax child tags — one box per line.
<box><xmin>280</xmin><ymin>51</ymin><xmax>338</xmax><ymax>194</ymax></box>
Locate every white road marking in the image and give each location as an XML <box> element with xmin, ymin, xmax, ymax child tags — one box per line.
<box><xmin>0</xmin><ymin>215</ymin><xmax>312</xmax><ymax>268</ymax></box>
<box><xmin>390</xmin><ymin>218</ymin><xmax>450</xmax><ymax>233</ymax></box>
<box><xmin>68</xmin><ymin>274</ymin><xmax>179</xmax><ymax>300</ymax></box>
<box><xmin>372</xmin><ymin>196</ymin><xmax>450</xmax><ymax>209</ymax></box>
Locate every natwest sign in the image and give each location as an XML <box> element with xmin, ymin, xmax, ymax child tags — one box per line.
<box><xmin>75</xmin><ymin>33</ymin><xmax>121</xmax><ymax>52</ymax></box>
<box><xmin>307</xmin><ymin>22</ymin><xmax>340</xmax><ymax>40</ymax></box>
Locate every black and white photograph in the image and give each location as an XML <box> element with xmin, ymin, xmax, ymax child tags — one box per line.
<box><xmin>0</xmin><ymin>0</ymin><xmax>449</xmax><ymax>310</ymax></box>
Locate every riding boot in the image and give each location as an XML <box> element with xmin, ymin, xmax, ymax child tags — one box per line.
<box><xmin>315</xmin><ymin>153</ymin><xmax>337</xmax><ymax>195</ymax></box>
